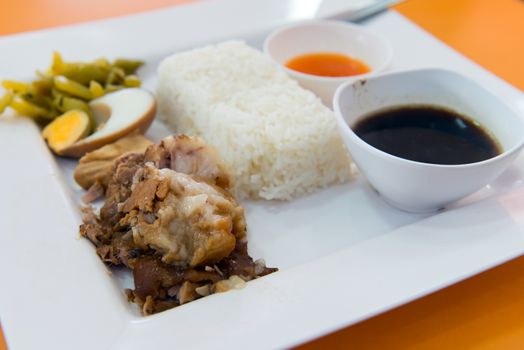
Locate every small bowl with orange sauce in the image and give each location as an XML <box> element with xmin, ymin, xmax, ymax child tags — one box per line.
<box><xmin>264</xmin><ymin>20</ymin><xmax>392</xmax><ymax>107</ymax></box>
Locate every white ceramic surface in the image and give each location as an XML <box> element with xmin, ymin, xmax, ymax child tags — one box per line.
<box><xmin>334</xmin><ymin>68</ymin><xmax>524</xmax><ymax>212</ymax></box>
<box><xmin>264</xmin><ymin>19</ymin><xmax>392</xmax><ymax>106</ymax></box>
<box><xmin>2</xmin><ymin>1</ymin><xmax>524</xmax><ymax>350</ymax></box>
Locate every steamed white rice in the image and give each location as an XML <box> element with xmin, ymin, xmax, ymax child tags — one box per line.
<box><xmin>156</xmin><ymin>41</ymin><xmax>351</xmax><ymax>200</ymax></box>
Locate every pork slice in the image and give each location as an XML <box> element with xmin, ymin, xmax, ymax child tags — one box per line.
<box><xmin>144</xmin><ymin>135</ymin><xmax>231</xmax><ymax>188</ymax></box>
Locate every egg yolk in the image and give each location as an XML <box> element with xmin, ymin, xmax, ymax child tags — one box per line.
<box><xmin>42</xmin><ymin>109</ymin><xmax>90</xmax><ymax>153</ymax></box>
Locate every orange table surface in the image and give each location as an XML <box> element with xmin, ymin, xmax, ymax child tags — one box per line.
<box><xmin>1</xmin><ymin>0</ymin><xmax>524</xmax><ymax>349</ymax></box>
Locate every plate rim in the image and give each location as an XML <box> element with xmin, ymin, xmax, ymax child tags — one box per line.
<box><xmin>2</xmin><ymin>1</ymin><xmax>524</xmax><ymax>349</ymax></box>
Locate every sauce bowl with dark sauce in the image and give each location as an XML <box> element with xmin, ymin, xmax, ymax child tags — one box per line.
<box><xmin>333</xmin><ymin>68</ymin><xmax>524</xmax><ymax>212</ymax></box>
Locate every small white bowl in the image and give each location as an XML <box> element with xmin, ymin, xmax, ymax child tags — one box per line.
<box><xmin>333</xmin><ymin>68</ymin><xmax>524</xmax><ymax>213</ymax></box>
<box><xmin>264</xmin><ymin>20</ymin><xmax>392</xmax><ymax>107</ymax></box>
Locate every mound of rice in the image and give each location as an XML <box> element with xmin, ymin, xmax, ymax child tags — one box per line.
<box><xmin>156</xmin><ymin>41</ymin><xmax>351</xmax><ymax>200</ymax></box>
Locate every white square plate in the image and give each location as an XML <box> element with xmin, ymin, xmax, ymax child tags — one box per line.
<box><xmin>2</xmin><ymin>1</ymin><xmax>524</xmax><ymax>349</ymax></box>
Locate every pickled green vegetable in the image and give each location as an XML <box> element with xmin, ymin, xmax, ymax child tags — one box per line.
<box><xmin>10</xmin><ymin>96</ymin><xmax>53</xmax><ymax>119</ymax></box>
<box><xmin>0</xmin><ymin>92</ymin><xmax>13</xmax><ymax>114</ymax></box>
<box><xmin>113</xmin><ymin>58</ymin><xmax>144</xmax><ymax>75</ymax></box>
<box><xmin>0</xmin><ymin>51</ymin><xmax>144</xmax><ymax>126</ymax></box>
<box><xmin>32</xmin><ymin>79</ymin><xmax>53</xmax><ymax>97</ymax></box>
<box><xmin>89</xmin><ymin>81</ymin><xmax>104</xmax><ymax>98</ymax></box>
<box><xmin>106</xmin><ymin>67</ymin><xmax>126</xmax><ymax>86</ymax></box>
<box><xmin>124</xmin><ymin>75</ymin><xmax>141</xmax><ymax>87</ymax></box>
<box><xmin>52</xmin><ymin>89</ymin><xmax>89</xmax><ymax>113</ymax></box>
<box><xmin>51</xmin><ymin>52</ymin><xmax>110</xmax><ymax>85</ymax></box>
<box><xmin>104</xmin><ymin>84</ymin><xmax>124</xmax><ymax>93</ymax></box>
<box><xmin>54</xmin><ymin>75</ymin><xmax>93</xmax><ymax>100</ymax></box>
<box><xmin>2</xmin><ymin>80</ymin><xmax>31</xmax><ymax>94</ymax></box>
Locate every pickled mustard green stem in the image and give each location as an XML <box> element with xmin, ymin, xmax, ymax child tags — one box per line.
<box><xmin>52</xmin><ymin>52</ymin><xmax>111</xmax><ymax>85</ymax></box>
<box><xmin>89</xmin><ymin>80</ymin><xmax>104</xmax><ymax>98</ymax></box>
<box><xmin>32</xmin><ymin>79</ymin><xmax>53</xmax><ymax>97</ymax></box>
<box><xmin>104</xmin><ymin>84</ymin><xmax>124</xmax><ymax>93</ymax></box>
<box><xmin>60</xmin><ymin>64</ymin><xmax>111</xmax><ymax>85</ymax></box>
<box><xmin>23</xmin><ymin>92</ymin><xmax>53</xmax><ymax>111</ymax></box>
<box><xmin>52</xmin><ymin>90</ymin><xmax>90</xmax><ymax>113</ymax></box>
<box><xmin>10</xmin><ymin>96</ymin><xmax>53</xmax><ymax>119</ymax></box>
<box><xmin>54</xmin><ymin>75</ymin><xmax>93</xmax><ymax>100</ymax></box>
<box><xmin>36</xmin><ymin>70</ymin><xmax>54</xmax><ymax>81</ymax></box>
<box><xmin>123</xmin><ymin>75</ymin><xmax>141</xmax><ymax>87</ymax></box>
<box><xmin>51</xmin><ymin>51</ymin><xmax>64</xmax><ymax>74</ymax></box>
<box><xmin>105</xmin><ymin>67</ymin><xmax>126</xmax><ymax>85</ymax></box>
<box><xmin>113</xmin><ymin>58</ymin><xmax>144</xmax><ymax>74</ymax></box>
<box><xmin>93</xmin><ymin>58</ymin><xmax>110</xmax><ymax>69</ymax></box>
<box><xmin>0</xmin><ymin>92</ymin><xmax>13</xmax><ymax>114</ymax></box>
<box><xmin>2</xmin><ymin>80</ymin><xmax>32</xmax><ymax>94</ymax></box>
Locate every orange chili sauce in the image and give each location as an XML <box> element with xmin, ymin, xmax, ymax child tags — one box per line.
<box><xmin>285</xmin><ymin>52</ymin><xmax>371</xmax><ymax>77</ymax></box>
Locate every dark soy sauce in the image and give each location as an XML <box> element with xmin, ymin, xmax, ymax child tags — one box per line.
<box><xmin>353</xmin><ymin>105</ymin><xmax>502</xmax><ymax>165</ymax></box>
